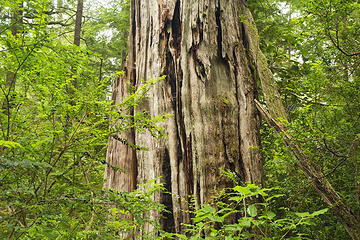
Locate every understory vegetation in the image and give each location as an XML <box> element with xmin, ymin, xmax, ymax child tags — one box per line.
<box><xmin>0</xmin><ymin>0</ymin><xmax>359</xmax><ymax>239</ymax></box>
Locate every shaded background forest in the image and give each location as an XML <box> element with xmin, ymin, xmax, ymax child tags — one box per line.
<box><xmin>0</xmin><ymin>0</ymin><xmax>359</xmax><ymax>239</ymax></box>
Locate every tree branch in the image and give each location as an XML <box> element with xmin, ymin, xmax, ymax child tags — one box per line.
<box><xmin>327</xmin><ymin>29</ymin><xmax>360</xmax><ymax>57</ymax></box>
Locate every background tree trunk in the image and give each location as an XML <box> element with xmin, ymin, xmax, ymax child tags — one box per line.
<box><xmin>104</xmin><ymin>0</ymin><xmax>263</xmax><ymax>235</ymax></box>
<box><xmin>73</xmin><ymin>0</ymin><xmax>83</xmax><ymax>47</ymax></box>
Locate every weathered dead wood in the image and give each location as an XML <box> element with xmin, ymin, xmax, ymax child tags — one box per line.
<box><xmin>105</xmin><ymin>0</ymin><xmax>263</xmax><ymax>237</ymax></box>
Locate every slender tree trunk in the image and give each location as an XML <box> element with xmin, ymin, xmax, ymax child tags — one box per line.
<box><xmin>69</xmin><ymin>0</ymin><xmax>83</xmax><ymax>92</ymax></box>
<box><xmin>105</xmin><ymin>0</ymin><xmax>263</xmax><ymax>236</ymax></box>
<box><xmin>73</xmin><ymin>0</ymin><xmax>83</xmax><ymax>47</ymax></box>
<box><xmin>240</xmin><ymin>6</ymin><xmax>360</xmax><ymax>240</ymax></box>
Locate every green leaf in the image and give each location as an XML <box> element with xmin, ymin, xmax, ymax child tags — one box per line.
<box><xmin>238</xmin><ymin>217</ymin><xmax>252</xmax><ymax>228</ymax></box>
<box><xmin>193</xmin><ymin>213</ymin><xmax>211</xmax><ymax>224</ymax></box>
<box><xmin>209</xmin><ymin>215</ymin><xmax>224</xmax><ymax>223</ymax></box>
<box><xmin>264</xmin><ymin>211</ymin><xmax>276</xmax><ymax>220</ymax></box>
<box><xmin>172</xmin><ymin>233</ymin><xmax>188</xmax><ymax>239</ymax></box>
<box><xmin>247</xmin><ymin>204</ymin><xmax>258</xmax><ymax>217</ymax></box>
<box><xmin>224</xmin><ymin>224</ymin><xmax>243</xmax><ymax>231</ymax></box>
<box><xmin>0</xmin><ymin>140</ymin><xmax>22</xmax><ymax>149</ymax></box>
<box><xmin>233</xmin><ymin>186</ymin><xmax>252</xmax><ymax>195</ymax></box>
<box><xmin>312</xmin><ymin>208</ymin><xmax>328</xmax><ymax>216</ymax></box>
<box><xmin>295</xmin><ymin>212</ymin><xmax>310</xmax><ymax>218</ymax></box>
<box><xmin>265</xmin><ymin>194</ymin><xmax>285</xmax><ymax>201</ymax></box>
<box><xmin>229</xmin><ymin>196</ymin><xmax>244</xmax><ymax>202</ymax></box>
<box><xmin>202</xmin><ymin>204</ymin><xmax>217</xmax><ymax>213</ymax></box>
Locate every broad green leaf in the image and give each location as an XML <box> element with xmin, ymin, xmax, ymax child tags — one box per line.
<box><xmin>238</xmin><ymin>217</ymin><xmax>252</xmax><ymax>228</ymax></box>
<box><xmin>312</xmin><ymin>208</ymin><xmax>328</xmax><ymax>216</ymax></box>
<box><xmin>209</xmin><ymin>215</ymin><xmax>224</xmax><ymax>223</ymax></box>
<box><xmin>172</xmin><ymin>233</ymin><xmax>188</xmax><ymax>240</ymax></box>
<box><xmin>247</xmin><ymin>204</ymin><xmax>258</xmax><ymax>217</ymax></box>
<box><xmin>233</xmin><ymin>186</ymin><xmax>252</xmax><ymax>195</ymax></box>
<box><xmin>224</xmin><ymin>224</ymin><xmax>243</xmax><ymax>231</ymax></box>
<box><xmin>193</xmin><ymin>213</ymin><xmax>211</xmax><ymax>223</ymax></box>
<box><xmin>202</xmin><ymin>204</ymin><xmax>217</xmax><ymax>213</ymax></box>
<box><xmin>264</xmin><ymin>211</ymin><xmax>276</xmax><ymax>220</ymax></box>
<box><xmin>229</xmin><ymin>196</ymin><xmax>244</xmax><ymax>202</ymax></box>
<box><xmin>265</xmin><ymin>194</ymin><xmax>285</xmax><ymax>202</ymax></box>
<box><xmin>295</xmin><ymin>212</ymin><xmax>310</xmax><ymax>218</ymax></box>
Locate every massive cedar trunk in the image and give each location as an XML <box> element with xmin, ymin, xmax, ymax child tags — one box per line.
<box><xmin>105</xmin><ymin>1</ymin><xmax>360</xmax><ymax>239</ymax></box>
<box><xmin>104</xmin><ymin>0</ymin><xmax>263</xmax><ymax>235</ymax></box>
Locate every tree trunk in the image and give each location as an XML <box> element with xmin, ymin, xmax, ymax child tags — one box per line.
<box><xmin>73</xmin><ymin>0</ymin><xmax>83</xmax><ymax>47</ymax></box>
<box><xmin>104</xmin><ymin>0</ymin><xmax>263</xmax><ymax>236</ymax></box>
<box><xmin>240</xmin><ymin>6</ymin><xmax>360</xmax><ymax>240</ymax></box>
<box><xmin>103</xmin><ymin>72</ymin><xmax>137</xmax><ymax>193</ymax></box>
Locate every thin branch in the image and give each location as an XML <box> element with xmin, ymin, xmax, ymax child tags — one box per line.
<box><xmin>14</xmin><ymin>111</ymin><xmax>88</xmax><ymax>210</ymax></box>
<box><xmin>322</xmin><ymin>138</ymin><xmax>349</xmax><ymax>158</ymax></box>
<box><xmin>327</xmin><ymin>29</ymin><xmax>360</xmax><ymax>57</ymax></box>
<box><xmin>323</xmin><ymin>138</ymin><xmax>358</xmax><ymax>178</ymax></box>
<box><xmin>0</xmin><ymin>20</ymin><xmax>20</xmax><ymax>35</ymax></box>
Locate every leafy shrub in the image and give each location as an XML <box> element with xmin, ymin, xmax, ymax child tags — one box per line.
<box><xmin>172</xmin><ymin>182</ymin><xmax>328</xmax><ymax>240</ymax></box>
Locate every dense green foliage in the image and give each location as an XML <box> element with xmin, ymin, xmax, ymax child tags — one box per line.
<box><xmin>171</xmin><ymin>178</ymin><xmax>328</xmax><ymax>240</ymax></box>
<box><xmin>249</xmin><ymin>0</ymin><xmax>360</xmax><ymax>238</ymax></box>
<box><xmin>0</xmin><ymin>0</ymin><xmax>359</xmax><ymax>239</ymax></box>
<box><xmin>0</xmin><ymin>0</ymin><xmax>168</xmax><ymax>238</ymax></box>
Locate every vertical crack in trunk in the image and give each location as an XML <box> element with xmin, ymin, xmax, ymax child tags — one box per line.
<box><xmin>161</xmin><ymin>148</ymin><xmax>175</xmax><ymax>232</ymax></box>
<box><xmin>171</xmin><ymin>0</ymin><xmax>193</xmax><ymax>229</ymax></box>
<box><xmin>159</xmin><ymin>0</ymin><xmax>194</xmax><ymax>232</ymax></box>
<box><xmin>215</xmin><ymin>0</ymin><xmax>223</xmax><ymax>58</ymax></box>
<box><xmin>232</xmin><ymin>47</ymin><xmax>246</xmax><ymax>182</ymax></box>
<box><xmin>221</xmin><ymin>115</ymin><xmax>235</xmax><ymax>171</ymax></box>
<box><xmin>190</xmin><ymin>16</ymin><xmax>206</xmax><ymax>81</ymax></box>
<box><xmin>172</xmin><ymin>0</ymin><xmax>182</xmax><ymax>58</ymax></box>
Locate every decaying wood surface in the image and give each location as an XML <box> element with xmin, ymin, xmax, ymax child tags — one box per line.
<box><xmin>104</xmin><ymin>0</ymin><xmax>263</xmax><ymax>236</ymax></box>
